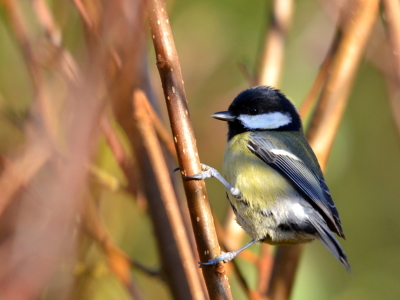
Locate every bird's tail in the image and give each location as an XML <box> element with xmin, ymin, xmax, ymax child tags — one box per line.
<box><xmin>309</xmin><ymin>216</ymin><xmax>351</xmax><ymax>272</ymax></box>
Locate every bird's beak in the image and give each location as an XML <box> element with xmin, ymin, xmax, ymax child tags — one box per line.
<box><xmin>211</xmin><ymin>111</ymin><xmax>236</xmax><ymax>122</ymax></box>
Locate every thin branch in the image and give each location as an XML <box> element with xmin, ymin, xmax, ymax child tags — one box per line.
<box><xmin>147</xmin><ymin>0</ymin><xmax>233</xmax><ymax>299</ymax></box>
<box><xmin>32</xmin><ymin>0</ymin><xmax>79</xmax><ymax>83</ymax></box>
<box><xmin>88</xmin><ymin>164</ymin><xmax>125</xmax><ymax>192</ymax></box>
<box><xmin>100</xmin><ymin>117</ymin><xmax>139</xmax><ymax>196</ymax></box>
<box><xmin>257</xmin><ymin>0</ymin><xmax>293</xmax><ymax>87</ymax></box>
<box><xmin>71</xmin><ymin>0</ymin><xmax>94</xmax><ymax>30</ymax></box>
<box><xmin>0</xmin><ymin>141</ymin><xmax>51</xmax><ymax>218</ymax></box>
<box><xmin>214</xmin><ymin>218</ymin><xmax>255</xmax><ymax>300</ymax></box>
<box><xmin>299</xmin><ymin>29</ymin><xmax>341</xmax><ymax>120</ymax></box>
<box><xmin>1</xmin><ymin>0</ymin><xmax>56</xmax><ymax>140</ymax></box>
<box><xmin>131</xmin><ymin>90</ymin><xmax>206</xmax><ymax>300</ymax></box>
<box><xmin>256</xmin><ymin>245</ymin><xmax>273</xmax><ymax>298</ymax></box>
<box><xmin>81</xmin><ymin>195</ymin><xmax>135</xmax><ymax>291</ymax></box>
<box><xmin>238</xmin><ymin>61</ymin><xmax>256</xmax><ymax>87</ymax></box>
<box><xmin>32</xmin><ymin>0</ymin><xmax>61</xmax><ymax>46</ymax></box>
<box><xmin>306</xmin><ymin>0</ymin><xmax>379</xmax><ymax>168</ymax></box>
<box><xmin>266</xmin><ymin>245</ymin><xmax>303</xmax><ymax>300</ymax></box>
<box><xmin>266</xmin><ymin>1</ymin><xmax>379</xmax><ymax>299</ymax></box>
<box><xmin>142</xmin><ymin>96</ymin><xmax>177</xmax><ymax>161</ymax></box>
<box><xmin>382</xmin><ymin>0</ymin><xmax>400</xmax><ymax>135</ymax></box>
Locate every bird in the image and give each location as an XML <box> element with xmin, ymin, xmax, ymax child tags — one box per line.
<box><xmin>188</xmin><ymin>85</ymin><xmax>350</xmax><ymax>271</ymax></box>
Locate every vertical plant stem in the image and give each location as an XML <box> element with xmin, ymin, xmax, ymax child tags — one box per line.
<box><xmin>146</xmin><ymin>0</ymin><xmax>233</xmax><ymax>299</ymax></box>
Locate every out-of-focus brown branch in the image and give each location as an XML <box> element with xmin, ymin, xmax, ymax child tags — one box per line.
<box><xmin>81</xmin><ymin>195</ymin><xmax>134</xmax><ymax>289</ymax></box>
<box><xmin>265</xmin><ymin>246</ymin><xmax>303</xmax><ymax>300</ymax></box>
<box><xmin>142</xmin><ymin>97</ymin><xmax>177</xmax><ymax>161</ymax></box>
<box><xmin>147</xmin><ymin>1</ymin><xmax>233</xmax><ymax>299</ymax></box>
<box><xmin>100</xmin><ymin>117</ymin><xmax>138</xmax><ymax>196</ymax></box>
<box><xmin>32</xmin><ymin>0</ymin><xmax>78</xmax><ymax>82</ymax></box>
<box><xmin>214</xmin><ymin>219</ymin><xmax>260</xmax><ymax>300</ymax></box>
<box><xmin>0</xmin><ymin>0</ymin><xmax>55</xmax><ymax>139</ymax></box>
<box><xmin>131</xmin><ymin>90</ymin><xmax>206</xmax><ymax>300</ymax></box>
<box><xmin>256</xmin><ymin>245</ymin><xmax>273</xmax><ymax>299</ymax></box>
<box><xmin>266</xmin><ymin>1</ymin><xmax>379</xmax><ymax>300</ymax></box>
<box><xmin>299</xmin><ymin>56</ymin><xmax>331</xmax><ymax>120</ymax></box>
<box><xmin>382</xmin><ymin>0</ymin><xmax>400</xmax><ymax>135</ymax></box>
<box><xmin>257</xmin><ymin>0</ymin><xmax>293</xmax><ymax>87</ymax></box>
<box><xmin>77</xmin><ymin>0</ymin><xmax>197</xmax><ymax>297</ymax></box>
<box><xmin>306</xmin><ymin>0</ymin><xmax>379</xmax><ymax>168</ymax></box>
<box><xmin>71</xmin><ymin>0</ymin><xmax>95</xmax><ymax>30</ymax></box>
<box><xmin>238</xmin><ymin>61</ymin><xmax>256</xmax><ymax>86</ymax></box>
<box><xmin>299</xmin><ymin>29</ymin><xmax>341</xmax><ymax>120</ymax></box>
<box><xmin>32</xmin><ymin>0</ymin><xmax>61</xmax><ymax>45</ymax></box>
<box><xmin>0</xmin><ymin>66</ymin><xmax>105</xmax><ymax>300</ymax></box>
<box><xmin>0</xmin><ymin>141</ymin><xmax>51</xmax><ymax>218</ymax></box>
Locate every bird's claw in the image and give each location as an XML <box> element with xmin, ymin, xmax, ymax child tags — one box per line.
<box><xmin>184</xmin><ymin>164</ymin><xmax>214</xmax><ymax>180</ymax></box>
<box><xmin>198</xmin><ymin>252</ymin><xmax>236</xmax><ymax>268</ymax></box>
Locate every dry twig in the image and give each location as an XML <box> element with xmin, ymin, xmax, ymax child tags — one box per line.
<box><xmin>131</xmin><ymin>90</ymin><xmax>206</xmax><ymax>300</ymax></box>
<box><xmin>147</xmin><ymin>0</ymin><xmax>233</xmax><ymax>298</ymax></box>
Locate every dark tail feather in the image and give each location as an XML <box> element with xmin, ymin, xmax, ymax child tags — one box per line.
<box><xmin>309</xmin><ymin>216</ymin><xmax>351</xmax><ymax>272</ymax></box>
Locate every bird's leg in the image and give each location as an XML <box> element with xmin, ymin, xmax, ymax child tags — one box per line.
<box><xmin>199</xmin><ymin>239</ymin><xmax>258</xmax><ymax>266</ymax></box>
<box><xmin>184</xmin><ymin>164</ymin><xmax>242</xmax><ymax>199</ymax></box>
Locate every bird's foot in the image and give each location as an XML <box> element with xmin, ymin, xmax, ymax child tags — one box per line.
<box><xmin>198</xmin><ymin>251</ymin><xmax>237</xmax><ymax>267</ymax></box>
<box><xmin>184</xmin><ymin>164</ymin><xmax>215</xmax><ymax>180</ymax></box>
<box><xmin>176</xmin><ymin>163</ymin><xmax>243</xmax><ymax>199</ymax></box>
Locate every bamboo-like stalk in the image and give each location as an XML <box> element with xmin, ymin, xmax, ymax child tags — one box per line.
<box><xmin>266</xmin><ymin>1</ymin><xmax>379</xmax><ymax>299</ymax></box>
<box><xmin>146</xmin><ymin>0</ymin><xmax>233</xmax><ymax>298</ymax></box>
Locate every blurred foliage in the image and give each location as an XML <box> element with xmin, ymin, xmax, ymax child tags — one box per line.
<box><xmin>0</xmin><ymin>0</ymin><xmax>399</xmax><ymax>299</ymax></box>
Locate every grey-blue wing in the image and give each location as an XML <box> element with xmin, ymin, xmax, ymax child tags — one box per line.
<box><xmin>247</xmin><ymin>134</ymin><xmax>344</xmax><ymax>238</ymax></box>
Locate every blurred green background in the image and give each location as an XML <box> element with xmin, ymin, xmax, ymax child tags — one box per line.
<box><xmin>0</xmin><ymin>0</ymin><xmax>399</xmax><ymax>299</ymax></box>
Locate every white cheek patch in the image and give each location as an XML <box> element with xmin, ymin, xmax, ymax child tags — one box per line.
<box><xmin>238</xmin><ymin>112</ymin><xmax>292</xmax><ymax>130</ymax></box>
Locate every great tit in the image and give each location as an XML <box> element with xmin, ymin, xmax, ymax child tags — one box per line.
<box><xmin>190</xmin><ymin>85</ymin><xmax>350</xmax><ymax>271</ymax></box>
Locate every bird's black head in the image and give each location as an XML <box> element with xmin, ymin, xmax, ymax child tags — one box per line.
<box><xmin>211</xmin><ymin>86</ymin><xmax>302</xmax><ymax>140</ymax></box>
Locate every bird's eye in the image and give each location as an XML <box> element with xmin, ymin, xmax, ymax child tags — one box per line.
<box><xmin>249</xmin><ymin>107</ymin><xmax>259</xmax><ymax>115</ymax></box>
